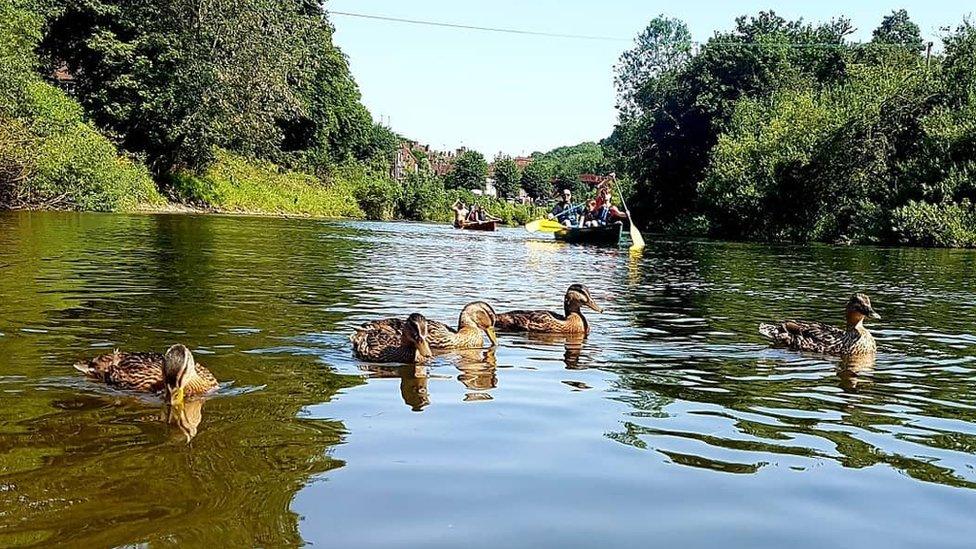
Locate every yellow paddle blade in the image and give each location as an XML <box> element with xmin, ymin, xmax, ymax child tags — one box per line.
<box><xmin>525</xmin><ymin>218</ymin><xmax>565</xmax><ymax>233</ymax></box>
<box><xmin>629</xmin><ymin>223</ymin><xmax>645</xmax><ymax>250</ymax></box>
<box><xmin>615</xmin><ymin>183</ymin><xmax>645</xmax><ymax>251</ymax></box>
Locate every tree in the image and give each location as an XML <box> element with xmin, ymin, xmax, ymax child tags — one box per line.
<box><xmin>446</xmin><ymin>150</ymin><xmax>488</xmax><ymax>190</ymax></box>
<box><xmin>613</xmin><ymin>16</ymin><xmax>693</xmax><ymax>119</ymax></box>
<box><xmin>520</xmin><ymin>161</ymin><xmax>553</xmax><ymax>199</ymax></box>
<box><xmin>492</xmin><ymin>157</ymin><xmax>520</xmax><ymax>198</ymax></box>
<box><xmin>37</xmin><ymin>0</ymin><xmax>379</xmax><ymax>174</ymax></box>
<box><xmin>872</xmin><ymin>9</ymin><xmax>924</xmax><ymax>51</ymax></box>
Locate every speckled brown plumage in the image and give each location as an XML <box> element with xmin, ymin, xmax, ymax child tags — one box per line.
<box><xmin>495</xmin><ymin>284</ymin><xmax>603</xmax><ymax>335</ymax></box>
<box><xmin>351</xmin><ymin>313</ymin><xmax>433</xmax><ymax>363</ymax></box>
<box><xmin>759</xmin><ymin>293</ymin><xmax>881</xmax><ymax>357</ymax></box>
<box><xmin>359</xmin><ymin>302</ymin><xmax>497</xmax><ymax>349</ymax></box>
<box><xmin>74</xmin><ymin>350</ymin><xmax>218</xmax><ymax>395</ymax></box>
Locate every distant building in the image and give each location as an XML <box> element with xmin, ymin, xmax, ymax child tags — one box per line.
<box><xmin>390</xmin><ymin>140</ymin><xmax>465</xmax><ymax>181</ymax></box>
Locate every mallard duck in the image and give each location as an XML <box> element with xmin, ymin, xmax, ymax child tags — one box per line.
<box><xmin>495</xmin><ymin>284</ymin><xmax>603</xmax><ymax>334</ymax></box>
<box><xmin>359</xmin><ymin>301</ymin><xmax>497</xmax><ymax>349</ymax></box>
<box><xmin>73</xmin><ymin>344</ymin><xmax>218</xmax><ymax>405</ymax></box>
<box><xmin>351</xmin><ymin>313</ymin><xmax>433</xmax><ymax>363</ymax></box>
<box><xmin>759</xmin><ymin>293</ymin><xmax>881</xmax><ymax>356</ymax></box>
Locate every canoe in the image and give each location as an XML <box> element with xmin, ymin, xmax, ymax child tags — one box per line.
<box><xmin>553</xmin><ymin>223</ymin><xmax>622</xmax><ymax>246</ymax></box>
<box><xmin>459</xmin><ymin>220</ymin><xmax>497</xmax><ymax>232</ymax></box>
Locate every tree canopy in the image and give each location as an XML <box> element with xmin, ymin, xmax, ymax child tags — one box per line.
<box><xmin>446</xmin><ymin>150</ymin><xmax>488</xmax><ymax>190</ymax></box>
<box><xmin>605</xmin><ymin>9</ymin><xmax>976</xmax><ymax>246</ymax></box>
<box><xmin>34</xmin><ymin>0</ymin><xmax>392</xmax><ymax>174</ymax></box>
<box><xmin>492</xmin><ymin>157</ymin><xmax>521</xmax><ymax>199</ymax></box>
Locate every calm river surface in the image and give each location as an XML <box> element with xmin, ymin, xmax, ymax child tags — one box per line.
<box><xmin>1</xmin><ymin>211</ymin><xmax>976</xmax><ymax>547</ymax></box>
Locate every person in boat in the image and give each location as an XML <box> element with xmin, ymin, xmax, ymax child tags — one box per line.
<box><xmin>593</xmin><ymin>175</ymin><xmax>627</xmax><ymax>222</ymax></box>
<box><xmin>467</xmin><ymin>205</ymin><xmax>487</xmax><ymax>223</ymax></box>
<box><xmin>582</xmin><ymin>199</ymin><xmax>602</xmax><ymax>227</ymax></box>
<box><xmin>548</xmin><ymin>188</ymin><xmax>577</xmax><ymax>227</ymax></box>
<box><xmin>452</xmin><ymin>199</ymin><xmax>469</xmax><ymax>228</ymax></box>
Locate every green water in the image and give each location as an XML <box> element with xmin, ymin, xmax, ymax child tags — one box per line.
<box><xmin>1</xmin><ymin>211</ymin><xmax>975</xmax><ymax>547</ymax></box>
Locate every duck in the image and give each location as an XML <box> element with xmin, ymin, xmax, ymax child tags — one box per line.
<box><xmin>495</xmin><ymin>284</ymin><xmax>603</xmax><ymax>335</ymax></box>
<box><xmin>759</xmin><ymin>293</ymin><xmax>881</xmax><ymax>356</ymax></box>
<box><xmin>74</xmin><ymin>344</ymin><xmax>218</xmax><ymax>405</ymax></box>
<box><xmin>359</xmin><ymin>301</ymin><xmax>498</xmax><ymax>349</ymax></box>
<box><xmin>350</xmin><ymin>312</ymin><xmax>433</xmax><ymax>363</ymax></box>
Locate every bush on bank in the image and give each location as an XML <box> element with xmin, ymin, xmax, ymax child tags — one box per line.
<box><xmin>166</xmin><ymin>150</ymin><xmax>367</xmax><ymax>218</ymax></box>
<box><xmin>0</xmin><ymin>4</ymin><xmax>162</xmax><ymax>211</ymax></box>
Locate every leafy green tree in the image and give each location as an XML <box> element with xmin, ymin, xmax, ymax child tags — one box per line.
<box><xmin>614</xmin><ymin>16</ymin><xmax>693</xmax><ymax>119</ymax></box>
<box><xmin>446</xmin><ymin>150</ymin><xmax>488</xmax><ymax>190</ymax></box>
<box><xmin>520</xmin><ymin>161</ymin><xmax>553</xmax><ymax>199</ymax></box>
<box><xmin>492</xmin><ymin>157</ymin><xmax>521</xmax><ymax>198</ymax></box>
<box><xmin>608</xmin><ymin>11</ymin><xmax>854</xmax><ymax>227</ymax></box>
<box><xmin>36</xmin><ymin>0</ymin><xmax>383</xmax><ymax>174</ymax></box>
<box><xmin>872</xmin><ymin>9</ymin><xmax>924</xmax><ymax>50</ymax></box>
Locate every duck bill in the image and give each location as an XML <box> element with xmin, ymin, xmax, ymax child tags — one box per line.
<box><xmin>486</xmin><ymin>327</ymin><xmax>498</xmax><ymax>346</ymax></box>
<box><xmin>868</xmin><ymin>309</ymin><xmax>881</xmax><ymax>320</ymax></box>
<box><xmin>586</xmin><ymin>301</ymin><xmax>604</xmax><ymax>313</ymax></box>
<box><xmin>417</xmin><ymin>338</ymin><xmax>433</xmax><ymax>359</ymax></box>
<box><xmin>168</xmin><ymin>386</ymin><xmax>185</xmax><ymax>407</ymax></box>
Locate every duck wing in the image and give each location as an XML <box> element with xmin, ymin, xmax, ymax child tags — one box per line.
<box><xmin>351</xmin><ymin>326</ymin><xmax>423</xmax><ymax>363</ymax></box>
<box><xmin>357</xmin><ymin>317</ymin><xmax>457</xmax><ymax>348</ymax></box>
<box><xmin>86</xmin><ymin>352</ymin><xmax>166</xmax><ymax>392</ymax></box>
<box><xmin>495</xmin><ymin>310</ymin><xmax>566</xmax><ymax>332</ymax></box>
<box><xmin>759</xmin><ymin>320</ymin><xmax>846</xmax><ymax>353</ymax></box>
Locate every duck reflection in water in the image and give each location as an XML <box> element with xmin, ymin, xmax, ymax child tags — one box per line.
<box><xmin>451</xmin><ymin>348</ymin><xmax>498</xmax><ymax>400</ymax></box>
<box><xmin>519</xmin><ymin>333</ymin><xmax>588</xmax><ymax>370</ymax></box>
<box><xmin>837</xmin><ymin>354</ymin><xmax>877</xmax><ymax>393</ymax></box>
<box><xmin>161</xmin><ymin>397</ymin><xmax>206</xmax><ymax>442</ymax></box>
<box><xmin>361</xmin><ymin>365</ymin><xmax>431</xmax><ymax>411</ymax></box>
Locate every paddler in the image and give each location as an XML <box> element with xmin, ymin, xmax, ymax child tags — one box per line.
<box><xmin>452</xmin><ymin>199</ymin><xmax>469</xmax><ymax>228</ymax></box>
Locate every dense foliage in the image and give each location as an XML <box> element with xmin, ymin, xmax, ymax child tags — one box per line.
<box><xmin>446</xmin><ymin>150</ymin><xmax>488</xmax><ymax>190</ymax></box>
<box><xmin>32</xmin><ymin>0</ymin><xmax>393</xmax><ymax>175</ymax></box>
<box><xmin>492</xmin><ymin>156</ymin><xmax>520</xmax><ymax>199</ymax></box>
<box><xmin>606</xmin><ymin>10</ymin><xmax>976</xmax><ymax>247</ymax></box>
<box><xmin>0</xmin><ymin>1</ymin><xmax>161</xmax><ymax>210</ymax></box>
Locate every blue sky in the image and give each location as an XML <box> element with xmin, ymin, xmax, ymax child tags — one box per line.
<box><xmin>327</xmin><ymin>0</ymin><xmax>972</xmax><ymax>157</ymax></box>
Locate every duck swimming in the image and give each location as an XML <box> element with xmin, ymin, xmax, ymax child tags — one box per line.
<box><xmin>759</xmin><ymin>293</ymin><xmax>881</xmax><ymax>356</ymax></box>
<box><xmin>359</xmin><ymin>302</ymin><xmax>497</xmax><ymax>349</ymax></box>
<box><xmin>351</xmin><ymin>312</ymin><xmax>433</xmax><ymax>363</ymax></box>
<box><xmin>74</xmin><ymin>344</ymin><xmax>218</xmax><ymax>405</ymax></box>
<box><xmin>495</xmin><ymin>284</ymin><xmax>603</xmax><ymax>335</ymax></box>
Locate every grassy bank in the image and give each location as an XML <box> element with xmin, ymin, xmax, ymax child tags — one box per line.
<box><xmin>165</xmin><ymin>150</ymin><xmax>367</xmax><ymax>218</ymax></box>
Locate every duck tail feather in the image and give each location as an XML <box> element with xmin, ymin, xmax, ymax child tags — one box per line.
<box><xmin>758</xmin><ymin>323</ymin><xmax>779</xmax><ymax>341</ymax></box>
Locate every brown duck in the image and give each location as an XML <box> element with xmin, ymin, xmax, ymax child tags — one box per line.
<box><xmin>351</xmin><ymin>313</ymin><xmax>433</xmax><ymax>363</ymax></box>
<box><xmin>359</xmin><ymin>302</ymin><xmax>497</xmax><ymax>349</ymax></box>
<box><xmin>495</xmin><ymin>284</ymin><xmax>603</xmax><ymax>335</ymax></box>
<box><xmin>759</xmin><ymin>293</ymin><xmax>881</xmax><ymax>356</ymax></box>
<box><xmin>74</xmin><ymin>344</ymin><xmax>218</xmax><ymax>405</ymax></box>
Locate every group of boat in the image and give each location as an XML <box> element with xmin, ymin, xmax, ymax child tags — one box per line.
<box><xmin>457</xmin><ymin>216</ymin><xmax>626</xmax><ymax>246</ymax></box>
<box><xmin>454</xmin><ymin>174</ymin><xmax>644</xmax><ymax>248</ymax></box>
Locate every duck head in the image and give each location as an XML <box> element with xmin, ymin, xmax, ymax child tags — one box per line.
<box><xmin>458</xmin><ymin>301</ymin><xmax>498</xmax><ymax>346</ymax></box>
<box><xmin>845</xmin><ymin>293</ymin><xmax>881</xmax><ymax>328</ymax></box>
<box><xmin>564</xmin><ymin>284</ymin><xmax>603</xmax><ymax>315</ymax></box>
<box><xmin>163</xmin><ymin>344</ymin><xmax>196</xmax><ymax>406</ymax></box>
<box><xmin>402</xmin><ymin>313</ymin><xmax>433</xmax><ymax>359</ymax></box>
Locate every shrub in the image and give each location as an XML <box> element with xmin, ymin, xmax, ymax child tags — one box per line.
<box><xmin>0</xmin><ymin>2</ymin><xmax>162</xmax><ymax>211</ymax></box>
<box><xmin>890</xmin><ymin>200</ymin><xmax>976</xmax><ymax>248</ymax></box>
<box><xmin>167</xmin><ymin>149</ymin><xmax>365</xmax><ymax>218</ymax></box>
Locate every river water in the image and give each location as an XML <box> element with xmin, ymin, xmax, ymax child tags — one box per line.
<box><xmin>1</xmin><ymin>211</ymin><xmax>975</xmax><ymax>547</ymax></box>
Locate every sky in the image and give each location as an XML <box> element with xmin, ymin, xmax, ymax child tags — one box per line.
<box><xmin>326</xmin><ymin>0</ymin><xmax>973</xmax><ymax>157</ymax></box>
